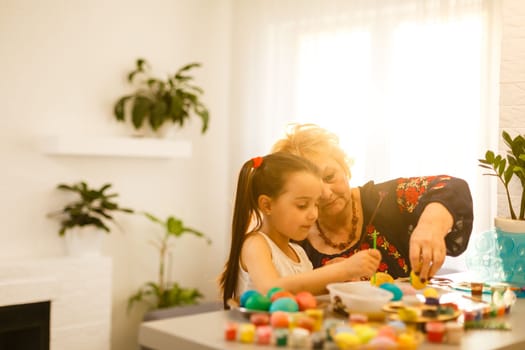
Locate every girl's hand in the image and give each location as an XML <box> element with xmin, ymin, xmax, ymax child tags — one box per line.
<box><xmin>343</xmin><ymin>249</ymin><xmax>381</xmax><ymax>280</ymax></box>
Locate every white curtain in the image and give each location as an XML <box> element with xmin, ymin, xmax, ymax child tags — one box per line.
<box><xmin>230</xmin><ymin>0</ymin><xmax>501</xmax><ymax>270</ymax></box>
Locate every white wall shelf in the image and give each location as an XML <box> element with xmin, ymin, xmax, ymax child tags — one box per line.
<box><xmin>39</xmin><ymin>135</ymin><xmax>192</xmax><ymax>159</ymax></box>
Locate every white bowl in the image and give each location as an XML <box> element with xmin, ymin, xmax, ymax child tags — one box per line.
<box><xmin>327</xmin><ymin>281</ymin><xmax>393</xmax><ymax>314</ymax></box>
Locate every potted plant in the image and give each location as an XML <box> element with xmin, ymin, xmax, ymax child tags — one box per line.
<box><xmin>478</xmin><ymin>130</ymin><xmax>525</xmax><ymax>232</ymax></box>
<box><xmin>128</xmin><ymin>212</ymin><xmax>211</xmax><ymax>312</ymax></box>
<box><xmin>47</xmin><ymin>181</ymin><xmax>134</xmax><ymax>256</ymax></box>
<box><xmin>476</xmin><ymin>130</ymin><xmax>525</xmax><ymax>285</ymax></box>
<box><xmin>113</xmin><ymin>58</ymin><xmax>210</xmax><ymax>136</ymax></box>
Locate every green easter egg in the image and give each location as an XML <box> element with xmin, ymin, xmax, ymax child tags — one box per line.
<box><xmin>266</xmin><ymin>286</ymin><xmax>284</xmax><ymax>299</ymax></box>
<box><xmin>245</xmin><ymin>293</ymin><xmax>272</xmax><ymax>311</ymax></box>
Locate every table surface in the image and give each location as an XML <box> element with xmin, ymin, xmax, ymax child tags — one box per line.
<box><xmin>139</xmin><ymin>274</ymin><xmax>525</xmax><ymax>350</ymax></box>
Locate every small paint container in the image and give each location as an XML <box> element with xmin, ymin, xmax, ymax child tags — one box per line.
<box><xmin>471</xmin><ymin>282</ymin><xmax>484</xmax><ymax>302</ymax></box>
<box><xmin>256</xmin><ymin>325</ymin><xmax>272</xmax><ymax>345</ymax></box>
<box><xmin>305</xmin><ymin>308</ymin><xmax>324</xmax><ymax>331</ymax></box>
<box><xmin>274</xmin><ymin>328</ymin><xmax>288</xmax><ymax>347</ymax></box>
<box><xmin>288</xmin><ymin>327</ymin><xmax>310</xmax><ymax>348</ymax></box>
<box><xmin>425</xmin><ymin>321</ymin><xmax>445</xmax><ymax>343</ymax></box>
<box><xmin>445</xmin><ymin>322</ymin><xmax>463</xmax><ymax>345</ymax></box>
<box><xmin>239</xmin><ymin>323</ymin><xmax>256</xmax><ymax>343</ymax></box>
<box><xmin>224</xmin><ymin>322</ymin><xmax>237</xmax><ymax>341</ymax></box>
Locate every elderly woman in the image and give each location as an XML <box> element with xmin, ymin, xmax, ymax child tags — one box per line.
<box><xmin>272</xmin><ymin>124</ymin><xmax>473</xmax><ymax>282</ymax></box>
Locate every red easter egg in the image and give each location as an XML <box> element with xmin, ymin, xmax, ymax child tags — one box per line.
<box><xmin>270</xmin><ymin>311</ymin><xmax>289</xmax><ymax>328</ymax></box>
<box><xmin>270</xmin><ymin>290</ymin><xmax>295</xmax><ymax>302</ymax></box>
<box><xmin>295</xmin><ymin>291</ymin><xmax>317</xmax><ymax>311</ymax></box>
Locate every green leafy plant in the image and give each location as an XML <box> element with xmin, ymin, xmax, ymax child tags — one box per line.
<box><xmin>114</xmin><ymin>58</ymin><xmax>209</xmax><ymax>134</ymax></box>
<box><xmin>47</xmin><ymin>181</ymin><xmax>134</xmax><ymax>236</ymax></box>
<box><xmin>128</xmin><ymin>212</ymin><xmax>211</xmax><ymax>311</ymax></box>
<box><xmin>478</xmin><ymin>130</ymin><xmax>525</xmax><ymax>220</ymax></box>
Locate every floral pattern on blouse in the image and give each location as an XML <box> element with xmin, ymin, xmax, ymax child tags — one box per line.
<box><xmin>396</xmin><ymin>176</ymin><xmax>451</xmax><ymax>213</ymax></box>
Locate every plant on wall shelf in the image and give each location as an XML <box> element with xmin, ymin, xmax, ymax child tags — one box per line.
<box><xmin>128</xmin><ymin>212</ymin><xmax>211</xmax><ymax>311</ymax></box>
<box><xmin>478</xmin><ymin>130</ymin><xmax>525</xmax><ymax>220</ymax></box>
<box><xmin>114</xmin><ymin>58</ymin><xmax>210</xmax><ymax>135</ymax></box>
<box><xmin>47</xmin><ymin>181</ymin><xmax>134</xmax><ymax>236</ymax></box>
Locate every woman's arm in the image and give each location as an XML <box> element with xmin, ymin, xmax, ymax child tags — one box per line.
<box><xmin>396</xmin><ymin>175</ymin><xmax>473</xmax><ymax>280</ymax></box>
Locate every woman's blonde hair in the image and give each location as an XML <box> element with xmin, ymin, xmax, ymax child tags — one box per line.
<box><xmin>271</xmin><ymin>123</ymin><xmax>351</xmax><ymax>178</ymax></box>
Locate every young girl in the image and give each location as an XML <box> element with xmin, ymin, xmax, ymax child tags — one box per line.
<box><xmin>219</xmin><ymin>152</ymin><xmax>381</xmax><ymax>308</ymax></box>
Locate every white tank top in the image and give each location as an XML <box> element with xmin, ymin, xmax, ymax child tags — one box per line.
<box><xmin>236</xmin><ymin>231</ymin><xmax>313</xmax><ymax>296</ymax></box>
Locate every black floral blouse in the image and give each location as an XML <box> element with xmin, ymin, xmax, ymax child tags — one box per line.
<box><xmin>300</xmin><ymin>176</ymin><xmax>474</xmax><ymax>279</ymax></box>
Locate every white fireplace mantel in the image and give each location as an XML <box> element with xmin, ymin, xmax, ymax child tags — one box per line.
<box><xmin>0</xmin><ymin>256</ymin><xmax>112</xmax><ymax>350</ymax></box>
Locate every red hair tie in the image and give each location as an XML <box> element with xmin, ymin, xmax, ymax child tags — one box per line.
<box><xmin>252</xmin><ymin>156</ymin><xmax>263</xmax><ymax>169</ymax></box>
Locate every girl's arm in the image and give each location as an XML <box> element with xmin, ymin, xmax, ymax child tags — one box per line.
<box><xmin>242</xmin><ymin>234</ymin><xmax>381</xmax><ymax>295</ymax></box>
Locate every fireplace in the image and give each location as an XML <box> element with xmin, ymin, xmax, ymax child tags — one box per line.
<box><xmin>0</xmin><ymin>257</ymin><xmax>112</xmax><ymax>350</ymax></box>
<box><xmin>0</xmin><ymin>301</ymin><xmax>50</xmax><ymax>350</ymax></box>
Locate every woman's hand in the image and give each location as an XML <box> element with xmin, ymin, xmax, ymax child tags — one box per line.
<box><xmin>410</xmin><ymin>203</ymin><xmax>453</xmax><ymax>282</ymax></box>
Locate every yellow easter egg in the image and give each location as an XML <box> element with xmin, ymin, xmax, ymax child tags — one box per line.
<box><xmin>397</xmin><ymin>332</ymin><xmax>419</xmax><ymax>349</ymax></box>
<box><xmin>371</xmin><ymin>272</ymin><xmax>394</xmax><ymax>287</ymax></box>
<box><xmin>334</xmin><ymin>332</ymin><xmax>361</xmax><ymax>349</ymax></box>
<box><xmin>423</xmin><ymin>287</ymin><xmax>439</xmax><ymax>299</ymax></box>
<box><xmin>409</xmin><ymin>270</ymin><xmax>427</xmax><ymax>290</ymax></box>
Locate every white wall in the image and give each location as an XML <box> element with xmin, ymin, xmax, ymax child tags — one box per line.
<box><xmin>0</xmin><ymin>1</ymin><xmax>232</xmax><ymax>349</ymax></box>
<box><xmin>499</xmin><ymin>0</ymin><xmax>525</xmax><ymax>215</ymax></box>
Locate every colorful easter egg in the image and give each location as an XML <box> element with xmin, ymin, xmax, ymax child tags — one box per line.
<box><xmin>269</xmin><ymin>297</ymin><xmax>299</xmax><ymax>313</ymax></box>
<box><xmin>410</xmin><ymin>270</ymin><xmax>427</xmax><ymax>290</ymax></box>
<box><xmin>245</xmin><ymin>293</ymin><xmax>271</xmax><ymax>311</ymax></box>
<box><xmin>371</xmin><ymin>272</ymin><xmax>394</xmax><ymax>287</ymax></box>
<box><xmin>266</xmin><ymin>286</ymin><xmax>284</xmax><ymax>299</ymax></box>
<box><xmin>379</xmin><ymin>282</ymin><xmax>403</xmax><ymax>301</ymax></box>
<box><xmin>295</xmin><ymin>291</ymin><xmax>317</xmax><ymax>310</ymax></box>
<box><xmin>240</xmin><ymin>290</ymin><xmax>260</xmax><ymax>307</ymax></box>
<box><xmin>270</xmin><ymin>311</ymin><xmax>289</xmax><ymax>328</ymax></box>
<box><xmin>270</xmin><ymin>290</ymin><xmax>295</xmax><ymax>302</ymax></box>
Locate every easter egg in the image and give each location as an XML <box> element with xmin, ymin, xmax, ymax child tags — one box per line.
<box><xmin>423</xmin><ymin>287</ymin><xmax>439</xmax><ymax>299</ymax></box>
<box><xmin>368</xmin><ymin>335</ymin><xmax>397</xmax><ymax>348</ymax></box>
<box><xmin>250</xmin><ymin>312</ymin><xmax>270</xmax><ymax>326</ymax></box>
<box><xmin>398</xmin><ymin>332</ymin><xmax>418</xmax><ymax>348</ymax></box>
<box><xmin>240</xmin><ymin>290</ymin><xmax>260</xmax><ymax>307</ymax></box>
<box><xmin>269</xmin><ymin>297</ymin><xmax>299</xmax><ymax>313</ymax></box>
<box><xmin>266</xmin><ymin>286</ymin><xmax>284</xmax><ymax>299</ymax></box>
<box><xmin>295</xmin><ymin>291</ymin><xmax>317</xmax><ymax>310</ymax></box>
<box><xmin>270</xmin><ymin>290</ymin><xmax>295</xmax><ymax>302</ymax></box>
<box><xmin>379</xmin><ymin>282</ymin><xmax>403</xmax><ymax>301</ymax></box>
<box><xmin>353</xmin><ymin>324</ymin><xmax>377</xmax><ymax>343</ymax></box>
<box><xmin>270</xmin><ymin>311</ymin><xmax>289</xmax><ymax>328</ymax></box>
<box><xmin>334</xmin><ymin>332</ymin><xmax>360</xmax><ymax>349</ymax></box>
<box><xmin>245</xmin><ymin>293</ymin><xmax>271</xmax><ymax>311</ymax></box>
<box><xmin>371</xmin><ymin>272</ymin><xmax>395</xmax><ymax>287</ymax></box>
<box><xmin>410</xmin><ymin>270</ymin><xmax>427</xmax><ymax>290</ymax></box>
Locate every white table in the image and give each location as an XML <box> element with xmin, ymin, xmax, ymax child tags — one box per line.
<box><xmin>139</xmin><ymin>273</ymin><xmax>525</xmax><ymax>350</ymax></box>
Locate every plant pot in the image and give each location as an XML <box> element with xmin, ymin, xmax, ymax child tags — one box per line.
<box><xmin>494</xmin><ymin>217</ymin><xmax>525</xmax><ymax>234</ymax></box>
<box><xmin>64</xmin><ymin>227</ymin><xmax>104</xmax><ymax>257</ymax></box>
<box><xmin>466</xmin><ymin>218</ymin><xmax>525</xmax><ymax>286</ymax></box>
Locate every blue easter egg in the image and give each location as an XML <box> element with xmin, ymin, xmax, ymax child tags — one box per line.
<box><xmin>379</xmin><ymin>282</ymin><xmax>403</xmax><ymax>301</ymax></box>
<box><xmin>269</xmin><ymin>297</ymin><xmax>299</xmax><ymax>313</ymax></box>
<box><xmin>240</xmin><ymin>290</ymin><xmax>260</xmax><ymax>307</ymax></box>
